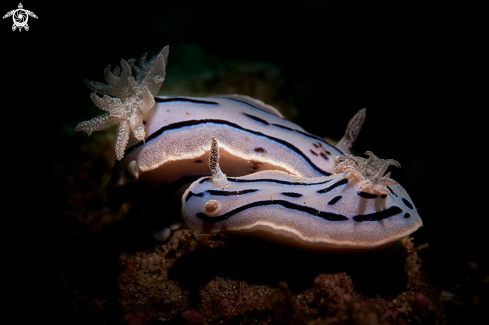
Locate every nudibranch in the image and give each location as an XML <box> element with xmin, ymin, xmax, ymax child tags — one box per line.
<box><xmin>181</xmin><ymin>138</ymin><xmax>422</xmax><ymax>253</ymax></box>
<box><xmin>75</xmin><ymin>46</ymin><xmax>367</xmax><ymax>213</ymax></box>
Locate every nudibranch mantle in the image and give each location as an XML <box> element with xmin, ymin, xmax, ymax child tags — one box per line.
<box><xmin>182</xmin><ymin>140</ymin><xmax>422</xmax><ymax>253</ymax></box>
<box><xmin>74</xmin><ymin>46</ymin><xmax>366</xmax><ymax>214</ymax></box>
<box><xmin>107</xmin><ymin>96</ymin><xmax>363</xmax><ymax>212</ymax></box>
<box><xmin>75</xmin><ymin>45</ymin><xmax>422</xmax><ymax>253</ymax></box>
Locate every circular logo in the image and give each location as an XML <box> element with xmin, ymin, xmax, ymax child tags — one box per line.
<box><xmin>13</xmin><ymin>9</ymin><xmax>27</xmax><ymax>28</ymax></box>
<box><xmin>3</xmin><ymin>3</ymin><xmax>38</xmax><ymax>32</ymax></box>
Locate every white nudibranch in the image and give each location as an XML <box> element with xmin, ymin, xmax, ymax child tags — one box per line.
<box><xmin>181</xmin><ymin>139</ymin><xmax>422</xmax><ymax>253</ymax></box>
<box><xmin>74</xmin><ymin>46</ymin><xmax>367</xmax><ymax>213</ymax></box>
<box><xmin>76</xmin><ymin>45</ymin><xmax>422</xmax><ymax>253</ymax></box>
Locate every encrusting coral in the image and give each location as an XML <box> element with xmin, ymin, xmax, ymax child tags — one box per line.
<box><xmin>334</xmin><ymin>151</ymin><xmax>401</xmax><ymax>195</ymax></box>
<box><xmin>75</xmin><ymin>46</ymin><xmax>169</xmax><ymax>160</ymax></box>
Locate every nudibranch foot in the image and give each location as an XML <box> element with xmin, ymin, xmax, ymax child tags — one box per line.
<box><xmin>336</xmin><ymin>108</ymin><xmax>366</xmax><ymax>153</ymax></box>
<box><xmin>181</xmin><ymin>139</ymin><xmax>422</xmax><ymax>253</ymax></box>
<box><xmin>75</xmin><ymin>46</ymin><xmax>169</xmax><ymax>160</ymax></box>
<box><xmin>334</xmin><ymin>151</ymin><xmax>400</xmax><ymax>195</ymax></box>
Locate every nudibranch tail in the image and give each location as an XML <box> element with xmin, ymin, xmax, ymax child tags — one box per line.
<box><xmin>75</xmin><ymin>45</ymin><xmax>169</xmax><ymax>160</ymax></box>
<box><xmin>334</xmin><ymin>151</ymin><xmax>400</xmax><ymax>195</ymax></box>
<box><xmin>337</xmin><ymin>108</ymin><xmax>366</xmax><ymax>153</ymax></box>
<box><xmin>209</xmin><ymin>137</ymin><xmax>228</xmax><ymax>187</ymax></box>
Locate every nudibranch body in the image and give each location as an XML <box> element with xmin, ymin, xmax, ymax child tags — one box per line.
<box><xmin>182</xmin><ymin>139</ymin><xmax>422</xmax><ymax>253</ymax></box>
<box><xmin>75</xmin><ymin>45</ymin><xmax>422</xmax><ymax>253</ymax></box>
<box><xmin>75</xmin><ymin>46</ymin><xmax>366</xmax><ymax>212</ymax></box>
<box><xmin>107</xmin><ymin>95</ymin><xmax>364</xmax><ymax>211</ymax></box>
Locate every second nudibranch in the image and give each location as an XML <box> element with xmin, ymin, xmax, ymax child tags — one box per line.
<box><xmin>182</xmin><ymin>138</ymin><xmax>422</xmax><ymax>253</ymax></box>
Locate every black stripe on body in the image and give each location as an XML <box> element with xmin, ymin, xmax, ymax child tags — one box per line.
<box><xmin>402</xmin><ymin>198</ymin><xmax>414</xmax><ymax>209</ymax></box>
<box><xmin>155</xmin><ymin>97</ymin><xmax>218</xmax><ymax>105</ymax></box>
<box><xmin>294</xmin><ymin>129</ymin><xmax>337</xmax><ymax>147</ymax></box>
<box><xmin>184</xmin><ymin>191</ymin><xmax>203</xmax><ymax>202</ymax></box>
<box><xmin>272</xmin><ymin>124</ymin><xmax>294</xmax><ymax>131</ymax></box>
<box><xmin>243</xmin><ymin>113</ymin><xmax>270</xmax><ymax>125</ymax></box>
<box><xmin>217</xmin><ymin>96</ymin><xmax>285</xmax><ymax>118</ymax></box>
<box><xmin>271</xmin><ymin>123</ymin><xmax>342</xmax><ymax>153</ymax></box>
<box><xmin>317</xmin><ymin>179</ymin><xmax>348</xmax><ymax>194</ymax></box>
<box><xmin>387</xmin><ymin>186</ymin><xmax>397</xmax><ymax>197</ymax></box>
<box><xmin>200</xmin><ymin>177</ymin><xmax>335</xmax><ymax>186</ymax></box>
<box><xmin>156</xmin><ymin>96</ymin><xmax>342</xmax><ymax>154</ymax></box>
<box><xmin>196</xmin><ymin>200</ymin><xmax>349</xmax><ymax>223</ymax></box>
<box><xmin>206</xmin><ymin>189</ymin><xmax>258</xmax><ymax>196</ymax></box>
<box><xmin>327</xmin><ymin>196</ymin><xmax>342</xmax><ymax>205</ymax></box>
<box><xmin>353</xmin><ymin>206</ymin><xmax>403</xmax><ymax>222</ymax></box>
<box><xmin>124</xmin><ymin>119</ymin><xmax>334</xmax><ymax>176</ymax></box>
<box><xmin>358</xmin><ymin>192</ymin><xmax>378</xmax><ymax>199</ymax></box>
<box><xmin>281</xmin><ymin>192</ymin><xmax>303</xmax><ymax>198</ymax></box>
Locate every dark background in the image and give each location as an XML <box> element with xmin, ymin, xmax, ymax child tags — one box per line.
<box><xmin>2</xmin><ymin>0</ymin><xmax>483</xmax><ymax>323</ymax></box>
